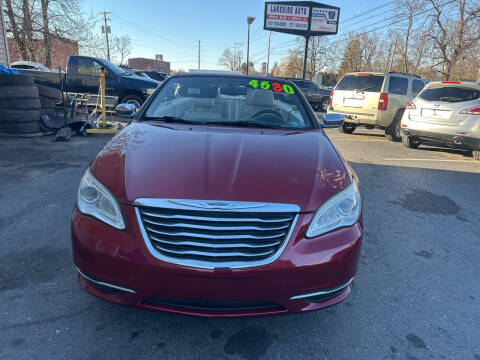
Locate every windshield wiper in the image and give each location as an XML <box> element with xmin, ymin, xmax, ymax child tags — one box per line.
<box><xmin>356</xmin><ymin>86</ymin><xmax>376</xmax><ymax>93</ymax></box>
<box><xmin>143</xmin><ymin>116</ymin><xmax>200</xmax><ymax>125</ymax></box>
<box><xmin>204</xmin><ymin>120</ymin><xmax>284</xmax><ymax>129</ymax></box>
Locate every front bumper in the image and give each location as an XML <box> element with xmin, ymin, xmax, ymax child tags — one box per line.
<box><xmin>71</xmin><ymin>205</ymin><xmax>363</xmax><ymax>318</ymax></box>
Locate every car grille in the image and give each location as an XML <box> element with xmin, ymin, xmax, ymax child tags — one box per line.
<box><xmin>142</xmin><ymin>297</ymin><xmax>284</xmax><ymax>311</ymax></box>
<box><xmin>135</xmin><ymin>199</ymin><xmax>299</xmax><ymax>269</ymax></box>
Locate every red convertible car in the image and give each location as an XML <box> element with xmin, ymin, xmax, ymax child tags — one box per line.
<box><xmin>71</xmin><ymin>73</ymin><xmax>363</xmax><ymax>317</ymax></box>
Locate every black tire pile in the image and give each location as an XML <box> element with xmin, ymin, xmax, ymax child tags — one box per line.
<box><xmin>37</xmin><ymin>84</ymin><xmax>62</xmax><ymax>119</ymax></box>
<box><xmin>0</xmin><ymin>74</ymin><xmax>41</xmax><ymax>134</ymax></box>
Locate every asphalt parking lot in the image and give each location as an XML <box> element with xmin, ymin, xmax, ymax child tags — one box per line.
<box><xmin>1</xmin><ymin>126</ymin><xmax>480</xmax><ymax>360</ymax></box>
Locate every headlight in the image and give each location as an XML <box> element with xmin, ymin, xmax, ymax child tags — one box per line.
<box><xmin>145</xmin><ymin>88</ymin><xmax>155</xmax><ymax>95</ymax></box>
<box><xmin>305</xmin><ymin>181</ymin><xmax>360</xmax><ymax>238</ymax></box>
<box><xmin>77</xmin><ymin>169</ymin><xmax>125</xmax><ymax>230</ymax></box>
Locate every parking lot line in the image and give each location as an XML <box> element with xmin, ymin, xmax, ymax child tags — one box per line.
<box><xmin>383</xmin><ymin>157</ymin><xmax>475</xmax><ymax>163</ymax></box>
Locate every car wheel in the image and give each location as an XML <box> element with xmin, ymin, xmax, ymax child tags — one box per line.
<box><xmin>120</xmin><ymin>94</ymin><xmax>143</xmax><ymax>111</ymax></box>
<box><xmin>402</xmin><ymin>135</ymin><xmax>420</xmax><ymax>149</ymax></box>
<box><xmin>385</xmin><ymin>114</ymin><xmax>403</xmax><ymax>142</ymax></box>
<box><xmin>338</xmin><ymin>123</ymin><xmax>356</xmax><ymax>134</ymax></box>
<box><xmin>321</xmin><ymin>98</ymin><xmax>329</xmax><ymax>112</ymax></box>
<box><xmin>473</xmin><ymin>150</ymin><xmax>480</xmax><ymax>161</ymax></box>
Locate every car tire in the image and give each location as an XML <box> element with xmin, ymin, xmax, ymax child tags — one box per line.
<box><xmin>385</xmin><ymin>112</ymin><xmax>403</xmax><ymax>142</ymax></box>
<box><xmin>0</xmin><ymin>85</ymin><xmax>39</xmax><ymax>99</ymax></box>
<box><xmin>40</xmin><ymin>96</ymin><xmax>58</xmax><ymax>109</ymax></box>
<box><xmin>321</xmin><ymin>98</ymin><xmax>329</xmax><ymax>112</ymax></box>
<box><xmin>402</xmin><ymin>135</ymin><xmax>420</xmax><ymax>149</ymax></box>
<box><xmin>0</xmin><ymin>121</ymin><xmax>41</xmax><ymax>134</ymax></box>
<box><xmin>473</xmin><ymin>150</ymin><xmax>480</xmax><ymax>161</ymax></box>
<box><xmin>338</xmin><ymin>123</ymin><xmax>356</xmax><ymax>134</ymax></box>
<box><xmin>0</xmin><ymin>74</ymin><xmax>34</xmax><ymax>86</ymax></box>
<box><xmin>36</xmin><ymin>84</ymin><xmax>62</xmax><ymax>100</ymax></box>
<box><xmin>0</xmin><ymin>98</ymin><xmax>41</xmax><ymax>110</ymax></box>
<box><xmin>0</xmin><ymin>109</ymin><xmax>41</xmax><ymax>123</ymax></box>
<box><xmin>120</xmin><ymin>94</ymin><xmax>143</xmax><ymax>111</ymax></box>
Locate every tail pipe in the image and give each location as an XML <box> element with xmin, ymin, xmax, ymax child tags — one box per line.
<box><xmin>453</xmin><ymin>137</ymin><xmax>463</xmax><ymax>146</ymax></box>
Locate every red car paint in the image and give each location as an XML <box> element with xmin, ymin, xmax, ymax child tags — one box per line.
<box><xmin>72</xmin><ymin>120</ymin><xmax>363</xmax><ymax>317</ymax></box>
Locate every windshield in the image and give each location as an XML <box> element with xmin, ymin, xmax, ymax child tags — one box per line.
<box><xmin>336</xmin><ymin>75</ymin><xmax>385</xmax><ymax>92</ymax></box>
<box><xmin>419</xmin><ymin>86</ymin><xmax>480</xmax><ymax>103</ymax></box>
<box><xmin>144</xmin><ymin>76</ymin><xmax>313</xmax><ymax>129</ymax></box>
<box><xmin>100</xmin><ymin>58</ymin><xmax>128</xmax><ymax>75</ymax></box>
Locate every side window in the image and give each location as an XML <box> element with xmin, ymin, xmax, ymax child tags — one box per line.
<box><xmin>93</xmin><ymin>61</ymin><xmax>102</xmax><ymax>76</ymax></box>
<box><xmin>412</xmin><ymin>80</ymin><xmax>425</xmax><ymax>97</ymax></box>
<box><xmin>77</xmin><ymin>58</ymin><xmax>95</xmax><ymax>76</ymax></box>
<box><xmin>388</xmin><ymin>76</ymin><xmax>408</xmax><ymax>95</ymax></box>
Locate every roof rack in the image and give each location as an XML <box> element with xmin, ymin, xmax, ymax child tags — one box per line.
<box><xmin>387</xmin><ymin>71</ymin><xmax>422</xmax><ymax>78</ymax></box>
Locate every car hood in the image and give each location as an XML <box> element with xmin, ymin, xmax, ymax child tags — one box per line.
<box><xmin>90</xmin><ymin>122</ymin><xmax>350</xmax><ymax>212</ymax></box>
<box><xmin>119</xmin><ymin>73</ymin><xmax>159</xmax><ymax>87</ymax></box>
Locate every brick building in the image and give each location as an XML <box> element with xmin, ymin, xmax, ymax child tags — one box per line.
<box><xmin>128</xmin><ymin>54</ymin><xmax>170</xmax><ymax>74</ymax></box>
<box><xmin>8</xmin><ymin>35</ymin><xmax>78</xmax><ymax>71</ymax></box>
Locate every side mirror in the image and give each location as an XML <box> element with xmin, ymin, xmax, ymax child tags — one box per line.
<box><xmin>321</xmin><ymin>113</ymin><xmax>344</xmax><ymax>128</ymax></box>
<box><xmin>115</xmin><ymin>103</ymin><xmax>136</xmax><ymax>117</ymax></box>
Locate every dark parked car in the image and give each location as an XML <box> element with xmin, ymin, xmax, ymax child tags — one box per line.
<box><xmin>143</xmin><ymin>71</ymin><xmax>168</xmax><ymax>82</ymax></box>
<box><xmin>285</xmin><ymin>78</ymin><xmax>331</xmax><ymax>112</ymax></box>
<box><xmin>16</xmin><ymin>56</ymin><xmax>159</xmax><ymax>109</ymax></box>
<box><xmin>72</xmin><ymin>73</ymin><xmax>362</xmax><ymax>318</ymax></box>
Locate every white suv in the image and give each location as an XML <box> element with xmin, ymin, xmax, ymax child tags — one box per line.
<box><xmin>401</xmin><ymin>81</ymin><xmax>480</xmax><ymax>160</ymax></box>
<box><xmin>328</xmin><ymin>72</ymin><xmax>428</xmax><ymax>141</ymax></box>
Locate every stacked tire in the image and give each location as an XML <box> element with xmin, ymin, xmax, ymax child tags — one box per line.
<box><xmin>37</xmin><ymin>84</ymin><xmax>62</xmax><ymax>119</ymax></box>
<box><xmin>0</xmin><ymin>74</ymin><xmax>41</xmax><ymax>135</ymax></box>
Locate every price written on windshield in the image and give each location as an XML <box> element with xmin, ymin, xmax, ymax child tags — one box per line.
<box><xmin>248</xmin><ymin>80</ymin><xmax>295</xmax><ymax>94</ymax></box>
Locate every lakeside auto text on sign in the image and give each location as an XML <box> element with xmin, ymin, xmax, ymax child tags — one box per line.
<box><xmin>265</xmin><ymin>4</ymin><xmax>310</xmax><ymax>32</ymax></box>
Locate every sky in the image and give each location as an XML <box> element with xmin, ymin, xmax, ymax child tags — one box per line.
<box><xmin>81</xmin><ymin>0</ymin><xmax>394</xmax><ymax>71</ymax></box>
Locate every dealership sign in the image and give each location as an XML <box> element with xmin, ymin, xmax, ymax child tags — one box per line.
<box><xmin>264</xmin><ymin>1</ymin><xmax>340</xmax><ymax>36</ymax></box>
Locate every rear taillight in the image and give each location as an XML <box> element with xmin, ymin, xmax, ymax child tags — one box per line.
<box><xmin>329</xmin><ymin>90</ymin><xmax>333</xmax><ymax>106</ymax></box>
<box><xmin>406</xmin><ymin>100</ymin><xmax>416</xmax><ymax>110</ymax></box>
<box><xmin>459</xmin><ymin>106</ymin><xmax>480</xmax><ymax>115</ymax></box>
<box><xmin>378</xmin><ymin>93</ymin><xmax>388</xmax><ymax>110</ymax></box>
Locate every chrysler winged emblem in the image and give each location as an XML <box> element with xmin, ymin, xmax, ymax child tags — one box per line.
<box><xmin>168</xmin><ymin>200</ymin><xmax>268</xmax><ymax>210</ymax></box>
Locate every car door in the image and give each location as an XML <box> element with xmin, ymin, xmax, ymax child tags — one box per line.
<box><xmin>387</xmin><ymin>75</ymin><xmax>409</xmax><ymax>112</ymax></box>
<box><xmin>73</xmin><ymin>57</ymin><xmax>102</xmax><ymax>94</ymax></box>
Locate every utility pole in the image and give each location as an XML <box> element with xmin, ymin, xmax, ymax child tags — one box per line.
<box><xmin>388</xmin><ymin>34</ymin><xmax>398</xmax><ymax>72</ymax></box>
<box><xmin>198</xmin><ymin>40</ymin><xmax>201</xmax><ymax>69</ymax></box>
<box><xmin>100</xmin><ymin>11</ymin><xmax>111</xmax><ymax>61</ymax></box>
<box><xmin>266</xmin><ymin>31</ymin><xmax>271</xmax><ymax>75</ymax></box>
<box><xmin>246</xmin><ymin>16</ymin><xmax>256</xmax><ymax>75</ymax></box>
<box><xmin>302</xmin><ymin>36</ymin><xmax>310</xmax><ymax>79</ymax></box>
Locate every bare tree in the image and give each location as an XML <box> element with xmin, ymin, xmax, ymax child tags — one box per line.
<box><xmin>112</xmin><ymin>35</ymin><xmax>132</xmax><ymax>66</ymax></box>
<box><xmin>394</xmin><ymin>0</ymin><xmax>426</xmax><ymax>73</ymax></box>
<box><xmin>291</xmin><ymin>36</ymin><xmax>336</xmax><ymax>79</ymax></box>
<box><xmin>4</xmin><ymin>0</ymin><xmax>99</xmax><ymax>67</ymax></box>
<box><xmin>218</xmin><ymin>48</ymin><xmax>243</xmax><ymax>71</ymax></box>
<box><xmin>426</xmin><ymin>0</ymin><xmax>480</xmax><ymax>80</ymax></box>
